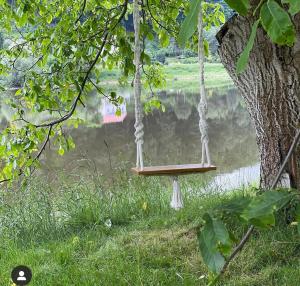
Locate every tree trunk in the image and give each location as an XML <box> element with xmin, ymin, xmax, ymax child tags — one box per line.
<box><xmin>217</xmin><ymin>14</ymin><xmax>300</xmax><ymax>189</ymax></box>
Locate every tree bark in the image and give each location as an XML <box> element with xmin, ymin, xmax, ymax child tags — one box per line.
<box><xmin>217</xmin><ymin>14</ymin><xmax>300</xmax><ymax>189</ymax></box>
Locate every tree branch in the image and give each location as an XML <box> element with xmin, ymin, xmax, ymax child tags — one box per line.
<box><xmin>35</xmin><ymin>0</ymin><xmax>128</xmax><ymax>128</ymax></box>
<box><xmin>75</xmin><ymin>0</ymin><xmax>87</xmax><ymax>24</ymax></box>
<box><xmin>0</xmin><ymin>0</ymin><xmax>129</xmax><ymax>184</ymax></box>
<box><xmin>33</xmin><ymin>126</ymin><xmax>53</xmax><ymax>161</ymax></box>
<box><xmin>145</xmin><ymin>0</ymin><xmax>175</xmax><ymax>34</ymax></box>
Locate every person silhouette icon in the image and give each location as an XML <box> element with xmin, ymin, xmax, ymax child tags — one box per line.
<box><xmin>17</xmin><ymin>271</ymin><xmax>27</xmax><ymax>281</ymax></box>
<box><xmin>11</xmin><ymin>265</ymin><xmax>32</xmax><ymax>285</ymax></box>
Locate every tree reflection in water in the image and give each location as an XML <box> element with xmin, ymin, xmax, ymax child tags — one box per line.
<box><xmin>41</xmin><ymin>86</ymin><xmax>259</xmax><ymax>189</ymax></box>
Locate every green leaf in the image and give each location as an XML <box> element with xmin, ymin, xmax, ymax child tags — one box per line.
<box><xmin>204</xmin><ymin>39</ymin><xmax>209</xmax><ymax>57</ymax></box>
<box><xmin>115</xmin><ymin>108</ymin><xmax>121</xmax><ymax>116</ymax></box>
<box><xmin>58</xmin><ymin>146</ymin><xmax>65</xmax><ymax>156</ymax></box>
<box><xmin>159</xmin><ymin>30</ymin><xmax>170</xmax><ymax>48</ymax></box>
<box><xmin>282</xmin><ymin>0</ymin><xmax>300</xmax><ymax>16</ymax></box>
<box><xmin>15</xmin><ymin>89</ymin><xmax>22</xmax><ymax>96</ymax></box>
<box><xmin>218</xmin><ymin>196</ymin><xmax>252</xmax><ymax>217</ymax></box>
<box><xmin>67</xmin><ymin>136</ymin><xmax>75</xmax><ymax>150</ymax></box>
<box><xmin>198</xmin><ymin>214</ymin><xmax>232</xmax><ymax>274</ymax></box>
<box><xmin>260</xmin><ymin>0</ymin><xmax>296</xmax><ymax>46</ymax></box>
<box><xmin>219</xmin><ymin>13</ymin><xmax>225</xmax><ymax>24</ymax></box>
<box><xmin>178</xmin><ymin>0</ymin><xmax>202</xmax><ymax>48</ymax></box>
<box><xmin>242</xmin><ymin>191</ymin><xmax>293</xmax><ymax>228</ymax></box>
<box><xmin>224</xmin><ymin>0</ymin><xmax>250</xmax><ymax>16</ymax></box>
<box><xmin>47</xmin><ymin>14</ymin><xmax>53</xmax><ymax>24</ymax></box>
<box><xmin>237</xmin><ymin>19</ymin><xmax>260</xmax><ymax>74</ymax></box>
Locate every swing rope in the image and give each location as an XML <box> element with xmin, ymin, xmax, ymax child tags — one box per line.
<box><xmin>198</xmin><ymin>4</ymin><xmax>211</xmax><ymax>166</ymax></box>
<box><xmin>133</xmin><ymin>0</ymin><xmax>144</xmax><ymax>170</ymax></box>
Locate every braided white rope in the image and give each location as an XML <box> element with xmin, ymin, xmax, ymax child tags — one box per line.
<box><xmin>170</xmin><ymin>176</ymin><xmax>184</xmax><ymax>210</ymax></box>
<box><xmin>198</xmin><ymin>6</ymin><xmax>211</xmax><ymax>166</ymax></box>
<box><xmin>133</xmin><ymin>0</ymin><xmax>144</xmax><ymax>169</ymax></box>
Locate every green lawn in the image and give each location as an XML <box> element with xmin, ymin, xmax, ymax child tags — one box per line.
<box><xmin>100</xmin><ymin>58</ymin><xmax>232</xmax><ymax>91</ymax></box>
<box><xmin>1</xmin><ymin>171</ymin><xmax>300</xmax><ymax>286</ymax></box>
<box><xmin>163</xmin><ymin>61</ymin><xmax>232</xmax><ymax>90</ymax></box>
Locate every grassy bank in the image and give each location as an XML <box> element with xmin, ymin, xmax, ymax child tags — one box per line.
<box><xmin>100</xmin><ymin>58</ymin><xmax>232</xmax><ymax>91</ymax></box>
<box><xmin>0</xmin><ymin>171</ymin><xmax>299</xmax><ymax>286</ymax></box>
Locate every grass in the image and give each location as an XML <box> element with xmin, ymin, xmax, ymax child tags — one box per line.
<box><xmin>163</xmin><ymin>60</ymin><xmax>232</xmax><ymax>91</ymax></box>
<box><xmin>100</xmin><ymin>57</ymin><xmax>232</xmax><ymax>91</ymax></box>
<box><xmin>0</xmin><ymin>168</ymin><xmax>300</xmax><ymax>286</ymax></box>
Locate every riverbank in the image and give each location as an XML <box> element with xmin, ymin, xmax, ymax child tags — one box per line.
<box><xmin>100</xmin><ymin>59</ymin><xmax>232</xmax><ymax>91</ymax></box>
<box><xmin>1</xmin><ymin>172</ymin><xmax>299</xmax><ymax>286</ymax></box>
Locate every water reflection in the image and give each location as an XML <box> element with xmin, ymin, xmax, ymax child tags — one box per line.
<box><xmin>101</xmin><ymin>98</ymin><xmax>127</xmax><ymax>124</ymax></box>
<box><xmin>207</xmin><ymin>163</ymin><xmax>260</xmax><ymax>192</ymax></box>
<box><xmin>41</xmin><ymin>86</ymin><xmax>259</xmax><ymax>190</ymax></box>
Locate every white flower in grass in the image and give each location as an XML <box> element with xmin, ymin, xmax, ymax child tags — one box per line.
<box><xmin>104</xmin><ymin>219</ymin><xmax>112</xmax><ymax>228</ymax></box>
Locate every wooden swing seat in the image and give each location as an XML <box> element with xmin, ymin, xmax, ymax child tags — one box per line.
<box><xmin>131</xmin><ymin>164</ymin><xmax>216</xmax><ymax>176</ymax></box>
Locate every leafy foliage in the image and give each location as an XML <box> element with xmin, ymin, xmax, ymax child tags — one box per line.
<box><xmin>224</xmin><ymin>0</ymin><xmax>250</xmax><ymax>16</ymax></box>
<box><xmin>179</xmin><ymin>0</ymin><xmax>299</xmax><ymax>73</ymax></box>
<box><xmin>0</xmin><ymin>0</ymin><xmax>228</xmax><ymax>182</ymax></box>
<box><xmin>282</xmin><ymin>0</ymin><xmax>300</xmax><ymax>16</ymax></box>
<box><xmin>260</xmin><ymin>0</ymin><xmax>296</xmax><ymax>46</ymax></box>
<box><xmin>241</xmin><ymin>191</ymin><xmax>294</xmax><ymax>228</ymax></box>
<box><xmin>178</xmin><ymin>1</ymin><xmax>225</xmax><ymax>54</ymax></box>
<box><xmin>0</xmin><ymin>0</ymin><xmax>184</xmax><ymax>182</ymax></box>
<box><xmin>237</xmin><ymin>0</ymin><xmax>297</xmax><ymax>72</ymax></box>
<box><xmin>198</xmin><ymin>189</ymin><xmax>299</xmax><ymax>282</ymax></box>
<box><xmin>178</xmin><ymin>0</ymin><xmax>202</xmax><ymax>47</ymax></box>
<box><xmin>198</xmin><ymin>213</ymin><xmax>233</xmax><ymax>274</ymax></box>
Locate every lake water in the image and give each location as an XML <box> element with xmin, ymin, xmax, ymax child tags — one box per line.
<box><xmin>40</xmin><ymin>86</ymin><xmax>260</xmax><ymax>190</ymax></box>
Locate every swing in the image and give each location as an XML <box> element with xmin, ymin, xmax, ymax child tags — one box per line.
<box><xmin>131</xmin><ymin>0</ymin><xmax>216</xmax><ymax>210</ymax></box>
<box><xmin>131</xmin><ymin>164</ymin><xmax>216</xmax><ymax>176</ymax></box>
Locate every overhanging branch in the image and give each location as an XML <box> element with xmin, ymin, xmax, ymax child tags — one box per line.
<box><xmin>0</xmin><ymin>0</ymin><xmax>129</xmax><ymax>184</ymax></box>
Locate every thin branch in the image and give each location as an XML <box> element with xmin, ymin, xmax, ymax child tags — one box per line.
<box><xmin>88</xmin><ymin>78</ymin><xmax>118</xmax><ymax>104</ymax></box>
<box><xmin>271</xmin><ymin>129</ymin><xmax>300</xmax><ymax>189</ymax></box>
<box><xmin>33</xmin><ymin>125</ymin><xmax>53</xmax><ymax>161</ymax></box>
<box><xmin>35</xmin><ymin>36</ymin><xmax>108</xmax><ymax>128</ymax></box>
<box><xmin>35</xmin><ymin>0</ymin><xmax>128</xmax><ymax>128</ymax></box>
<box><xmin>0</xmin><ymin>178</ymin><xmax>12</xmax><ymax>184</ymax></box>
<box><xmin>145</xmin><ymin>0</ymin><xmax>175</xmax><ymax>34</ymax></box>
<box><xmin>82</xmin><ymin>29</ymin><xmax>106</xmax><ymax>43</ymax></box>
<box><xmin>104</xmin><ymin>139</ymin><xmax>115</xmax><ymax>184</ymax></box>
<box><xmin>220</xmin><ymin>225</ymin><xmax>254</xmax><ymax>275</ymax></box>
<box><xmin>218</xmin><ymin>128</ymin><xmax>300</xmax><ymax>278</ymax></box>
<box><xmin>78</xmin><ymin>97</ymin><xmax>86</xmax><ymax>107</ymax></box>
<box><xmin>13</xmin><ymin>55</ymin><xmax>43</xmax><ymax>72</ymax></box>
<box><xmin>75</xmin><ymin>0</ymin><xmax>87</xmax><ymax>24</ymax></box>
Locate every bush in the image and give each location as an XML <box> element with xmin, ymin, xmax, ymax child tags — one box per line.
<box><xmin>154</xmin><ymin>51</ymin><xmax>166</xmax><ymax>64</ymax></box>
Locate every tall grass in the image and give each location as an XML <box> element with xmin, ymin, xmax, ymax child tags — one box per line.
<box><xmin>0</xmin><ymin>169</ymin><xmax>299</xmax><ymax>285</ymax></box>
<box><xmin>0</xmin><ymin>168</ymin><xmax>214</xmax><ymax>245</ymax></box>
